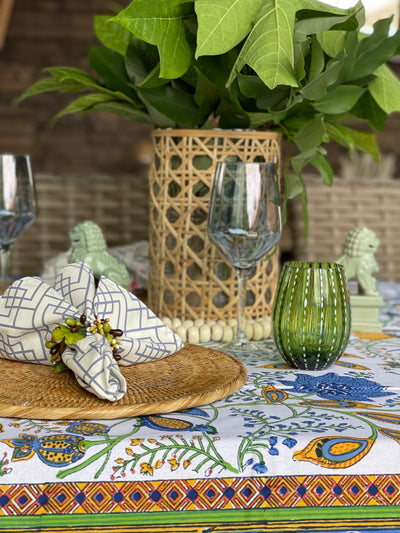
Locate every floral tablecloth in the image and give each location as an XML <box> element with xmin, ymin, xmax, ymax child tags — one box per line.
<box><xmin>1</xmin><ymin>283</ymin><xmax>400</xmax><ymax>532</ymax></box>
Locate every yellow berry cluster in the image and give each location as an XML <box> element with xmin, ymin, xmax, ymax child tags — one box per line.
<box><xmin>89</xmin><ymin>317</ymin><xmax>123</xmax><ymax>361</ymax></box>
<box><xmin>47</xmin><ymin>314</ymin><xmax>124</xmax><ymax>372</ymax></box>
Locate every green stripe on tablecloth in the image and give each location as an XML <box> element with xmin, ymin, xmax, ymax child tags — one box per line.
<box><xmin>1</xmin><ymin>506</ymin><xmax>400</xmax><ymax>530</ymax></box>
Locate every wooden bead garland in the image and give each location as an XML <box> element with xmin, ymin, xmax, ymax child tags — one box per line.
<box><xmin>162</xmin><ymin>316</ymin><xmax>272</xmax><ymax>344</ymax></box>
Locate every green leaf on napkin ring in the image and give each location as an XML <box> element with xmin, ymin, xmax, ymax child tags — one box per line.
<box><xmin>46</xmin><ymin>314</ymin><xmax>123</xmax><ymax>373</ymax></box>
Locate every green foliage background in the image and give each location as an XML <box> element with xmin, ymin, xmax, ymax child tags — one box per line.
<box><xmin>17</xmin><ymin>0</ymin><xmax>400</xmax><ymax>215</ymax></box>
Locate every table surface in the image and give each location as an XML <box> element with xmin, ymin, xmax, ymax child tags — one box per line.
<box><xmin>1</xmin><ymin>281</ymin><xmax>400</xmax><ymax>532</ymax></box>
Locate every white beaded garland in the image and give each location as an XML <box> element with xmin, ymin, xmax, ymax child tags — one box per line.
<box><xmin>162</xmin><ymin>316</ymin><xmax>273</xmax><ymax>344</ymax></box>
<box><xmin>172</xmin><ymin>317</ymin><xmax>182</xmax><ymax>329</ymax></box>
<box><xmin>252</xmin><ymin>321</ymin><xmax>264</xmax><ymax>341</ymax></box>
<box><xmin>222</xmin><ymin>325</ymin><xmax>234</xmax><ymax>343</ymax></box>
<box><xmin>199</xmin><ymin>324</ymin><xmax>211</xmax><ymax>343</ymax></box>
<box><xmin>211</xmin><ymin>324</ymin><xmax>223</xmax><ymax>342</ymax></box>
<box><xmin>187</xmin><ymin>326</ymin><xmax>200</xmax><ymax>344</ymax></box>
<box><xmin>175</xmin><ymin>326</ymin><xmax>187</xmax><ymax>341</ymax></box>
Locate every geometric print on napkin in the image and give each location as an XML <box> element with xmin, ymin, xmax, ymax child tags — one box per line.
<box><xmin>94</xmin><ymin>276</ymin><xmax>184</xmax><ymax>365</ymax></box>
<box><xmin>61</xmin><ymin>334</ymin><xmax>126</xmax><ymax>401</ymax></box>
<box><xmin>53</xmin><ymin>263</ymin><xmax>184</xmax><ymax>365</ymax></box>
<box><xmin>0</xmin><ymin>262</ymin><xmax>184</xmax><ymax>401</ymax></box>
<box><xmin>53</xmin><ymin>261</ymin><xmax>96</xmax><ymax>316</ymax></box>
<box><xmin>0</xmin><ymin>276</ymin><xmax>80</xmax><ymax>365</ymax></box>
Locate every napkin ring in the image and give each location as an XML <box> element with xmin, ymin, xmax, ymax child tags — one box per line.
<box><xmin>46</xmin><ymin>314</ymin><xmax>123</xmax><ymax>372</ymax></box>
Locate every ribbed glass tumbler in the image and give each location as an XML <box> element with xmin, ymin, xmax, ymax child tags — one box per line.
<box><xmin>273</xmin><ymin>261</ymin><xmax>351</xmax><ymax>370</ymax></box>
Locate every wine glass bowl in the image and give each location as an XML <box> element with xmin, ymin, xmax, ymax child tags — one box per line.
<box><xmin>0</xmin><ymin>154</ymin><xmax>37</xmax><ymax>290</ymax></box>
<box><xmin>207</xmin><ymin>160</ymin><xmax>281</xmax><ymax>352</ymax></box>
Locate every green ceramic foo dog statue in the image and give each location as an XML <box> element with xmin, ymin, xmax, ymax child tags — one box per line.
<box><xmin>69</xmin><ymin>221</ymin><xmax>130</xmax><ymax>289</ymax></box>
<box><xmin>337</xmin><ymin>226</ymin><xmax>382</xmax><ymax>332</ymax></box>
<box><xmin>337</xmin><ymin>226</ymin><xmax>380</xmax><ymax>296</ymax></box>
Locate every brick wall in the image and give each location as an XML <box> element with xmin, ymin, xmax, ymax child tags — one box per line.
<box><xmin>1</xmin><ymin>0</ymin><xmax>400</xmax><ymax>272</ymax></box>
<box><xmin>2</xmin><ymin>1</ymin><xmax>400</xmax><ymax>175</ymax></box>
<box><xmin>0</xmin><ymin>0</ymin><xmax>152</xmax><ymax>174</ymax></box>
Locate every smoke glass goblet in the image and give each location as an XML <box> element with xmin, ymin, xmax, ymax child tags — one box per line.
<box><xmin>207</xmin><ymin>161</ymin><xmax>281</xmax><ymax>353</ymax></box>
<box><xmin>0</xmin><ymin>154</ymin><xmax>37</xmax><ymax>289</ymax></box>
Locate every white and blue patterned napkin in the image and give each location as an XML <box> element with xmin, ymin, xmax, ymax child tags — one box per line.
<box><xmin>0</xmin><ymin>263</ymin><xmax>183</xmax><ymax>401</ymax></box>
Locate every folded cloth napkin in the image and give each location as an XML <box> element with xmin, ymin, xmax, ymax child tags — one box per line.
<box><xmin>0</xmin><ymin>263</ymin><xmax>183</xmax><ymax>401</ymax></box>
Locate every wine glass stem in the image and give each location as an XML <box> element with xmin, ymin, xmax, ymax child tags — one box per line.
<box><xmin>0</xmin><ymin>247</ymin><xmax>10</xmax><ymax>289</ymax></box>
<box><xmin>236</xmin><ymin>268</ymin><xmax>249</xmax><ymax>344</ymax></box>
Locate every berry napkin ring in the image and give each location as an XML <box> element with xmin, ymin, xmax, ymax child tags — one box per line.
<box><xmin>0</xmin><ymin>263</ymin><xmax>183</xmax><ymax>402</ymax></box>
<box><xmin>47</xmin><ymin>315</ymin><xmax>123</xmax><ymax>372</ymax></box>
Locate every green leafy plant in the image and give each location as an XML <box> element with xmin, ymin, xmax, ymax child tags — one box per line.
<box><xmin>16</xmin><ymin>0</ymin><xmax>400</xmax><ymax>216</ymax></box>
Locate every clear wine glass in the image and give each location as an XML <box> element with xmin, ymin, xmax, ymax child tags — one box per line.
<box><xmin>0</xmin><ymin>154</ymin><xmax>37</xmax><ymax>290</ymax></box>
<box><xmin>207</xmin><ymin>160</ymin><xmax>281</xmax><ymax>353</ymax></box>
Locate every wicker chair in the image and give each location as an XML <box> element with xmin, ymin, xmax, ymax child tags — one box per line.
<box><xmin>10</xmin><ymin>172</ymin><xmax>149</xmax><ymax>278</ymax></box>
<box><xmin>287</xmin><ymin>175</ymin><xmax>400</xmax><ymax>283</ymax></box>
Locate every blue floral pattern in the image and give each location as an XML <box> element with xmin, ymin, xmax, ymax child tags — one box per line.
<box><xmin>1</xmin><ymin>329</ymin><xmax>400</xmax><ymax>480</ymax></box>
<box><xmin>279</xmin><ymin>373</ymin><xmax>392</xmax><ymax>401</ymax></box>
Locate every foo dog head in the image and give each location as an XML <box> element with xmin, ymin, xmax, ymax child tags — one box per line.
<box><xmin>69</xmin><ymin>221</ymin><xmax>107</xmax><ymax>259</ymax></box>
<box><xmin>69</xmin><ymin>221</ymin><xmax>130</xmax><ymax>289</ymax></box>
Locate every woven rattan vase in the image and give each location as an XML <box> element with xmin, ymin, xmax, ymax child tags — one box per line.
<box><xmin>148</xmin><ymin>129</ymin><xmax>282</xmax><ymax>323</ymax></box>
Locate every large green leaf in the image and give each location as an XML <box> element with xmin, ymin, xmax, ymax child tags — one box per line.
<box><xmin>351</xmin><ymin>18</ymin><xmax>400</xmax><ymax>80</ymax></box>
<box><xmin>293</xmin><ymin>114</ymin><xmax>326</xmax><ymax>151</ymax></box>
<box><xmin>195</xmin><ymin>53</ymin><xmax>236</xmax><ymax>90</ymax></box>
<box><xmin>15</xmin><ymin>66</ymin><xmax>120</xmax><ymax>104</ymax></box>
<box><xmin>52</xmin><ymin>94</ymin><xmax>117</xmax><ymax>121</ymax></box>
<box><xmin>47</xmin><ymin>67</ymin><xmax>108</xmax><ymax>91</ymax></box>
<box><xmin>94</xmin><ymin>14</ymin><xmax>131</xmax><ymax>55</ymax></box>
<box><xmin>256</xmin><ymin>86</ymin><xmax>291</xmax><ymax>111</ymax></box>
<box><xmin>195</xmin><ymin>0</ymin><xmax>264</xmax><ymax>57</ymax></box>
<box><xmin>295</xmin><ymin>11</ymin><xmax>360</xmax><ymax>36</ymax></box>
<box><xmin>14</xmin><ymin>77</ymin><xmax>85</xmax><ymax>104</ymax></box>
<box><xmin>327</xmin><ymin>123</ymin><xmax>380</xmax><ymax>160</ymax></box>
<box><xmin>351</xmin><ymin>91</ymin><xmax>387</xmax><ymax>131</ymax></box>
<box><xmin>139</xmin><ymin>65</ymin><xmax>169</xmax><ymax>88</ymax></box>
<box><xmin>293</xmin><ymin>39</ymin><xmax>308</xmax><ymax>82</ymax></box>
<box><xmin>326</xmin><ymin>123</ymin><xmax>355</xmax><ymax>151</ymax></box>
<box><xmin>237</xmin><ymin>74</ymin><xmax>268</xmax><ymax>99</ymax></box>
<box><xmin>93</xmin><ymin>101</ymin><xmax>157</xmax><ymax>124</ymax></box>
<box><xmin>246</xmin><ymin>111</ymin><xmax>274</xmax><ymax>128</ymax></box>
<box><xmin>194</xmin><ymin>69</ymin><xmax>222</xmax><ymax>117</ymax></box>
<box><xmin>269</xmin><ymin>95</ymin><xmax>307</xmax><ymax>124</ymax></box>
<box><xmin>311</xmin><ymin>85</ymin><xmax>365</xmax><ymax>114</ymax></box>
<box><xmin>221</xmin><ymin>0</ymin><xmax>362</xmax><ymax>90</ymax></box>
<box><xmin>369</xmin><ymin>64</ymin><xmax>400</xmax><ymax>114</ymax></box>
<box><xmin>285</xmin><ymin>172</ymin><xmax>305</xmax><ymax>200</ymax></box>
<box><xmin>215</xmin><ymin>96</ymin><xmax>250</xmax><ymax>129</ymax></box>
<box><xmin>346</xmin><ymin>129</ymin><xmax>380</xmax><ymax>161</ymax></box>
<box><xmin>227</xmin><ymin>0</ymin><xmax>298</xmax><ymax>89</ymax></box>
<box><xmin>111</xmin><ymin>0</ymin><xmax>193</xmax><ymax>79</ymax></box>
<box><xmin>296</xmin><ymin>0</ymin><xmax>363</xmax><ymax>18</ymax></box>
<box><xmin>138</xmin><ymin>85</ymin><xmax>205</xmax><ymax>127</ymax></box>
<box><xmin>307</xmin><ymin>36</ymin><xmax>324</xmax><ymax>81</ymax></box>
<box><xmin>283</xmin><ymin>172</ymin><xmax>308</xmax><ymax>239</ymax></box>
<box><xmin>309</xmin><ymin>154</ymin><xmax>333</xmax><ymax>185</ymax></box>
<box><xmin>335</xmin><ymin>31</ymin><xmax>362</xmax><ymax>84</ymax></box>
<box><xmin>290</xmin><ymin>146</ymin><xmax>326</xmax><ymax>175</ymax></box>
<box><xmin>300</xmin><ymin>51</ymin><xmax>345</xmax><ymax>100</ymax></box>
<box><xmin>88</xmin><ymin>46</ymin><xmax>135</xmax><ymax>99</ymax></box>
<box><xmin>317</xmin><ymin>30</ymin><xmax>346</xmax><ymax>58</ymax></box>
<box><xmin>124</xmin><ymin>38</ymin><xmax>159</xmax><ymax>85</ymax></box>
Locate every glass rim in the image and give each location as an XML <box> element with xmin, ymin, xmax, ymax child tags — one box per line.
<box><xmin>282</xmin><ymin>261</ymin><xmax>344</xmax><ymax>270</ymax></box>
<box><xmin>0</xmin><ymin>154</ymin><xmax>31</xmax><ymax>160</ymax></box>
<box><xmin>216</xmin><ymin>160</ymin><xmax>276</xmax><ymax>165</ymax></box>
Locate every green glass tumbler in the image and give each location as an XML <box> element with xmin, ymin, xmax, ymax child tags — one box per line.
<box><xmin>273</xmin><ymin>261</ymin><xmax>351</xmax><ymax>370</ymax></box>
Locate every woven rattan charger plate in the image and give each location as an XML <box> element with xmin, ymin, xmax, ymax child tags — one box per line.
<box><xmin>0</xmin><ymin>344</ymin><xmax>247</xmax><ymax>419</ymax></box>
